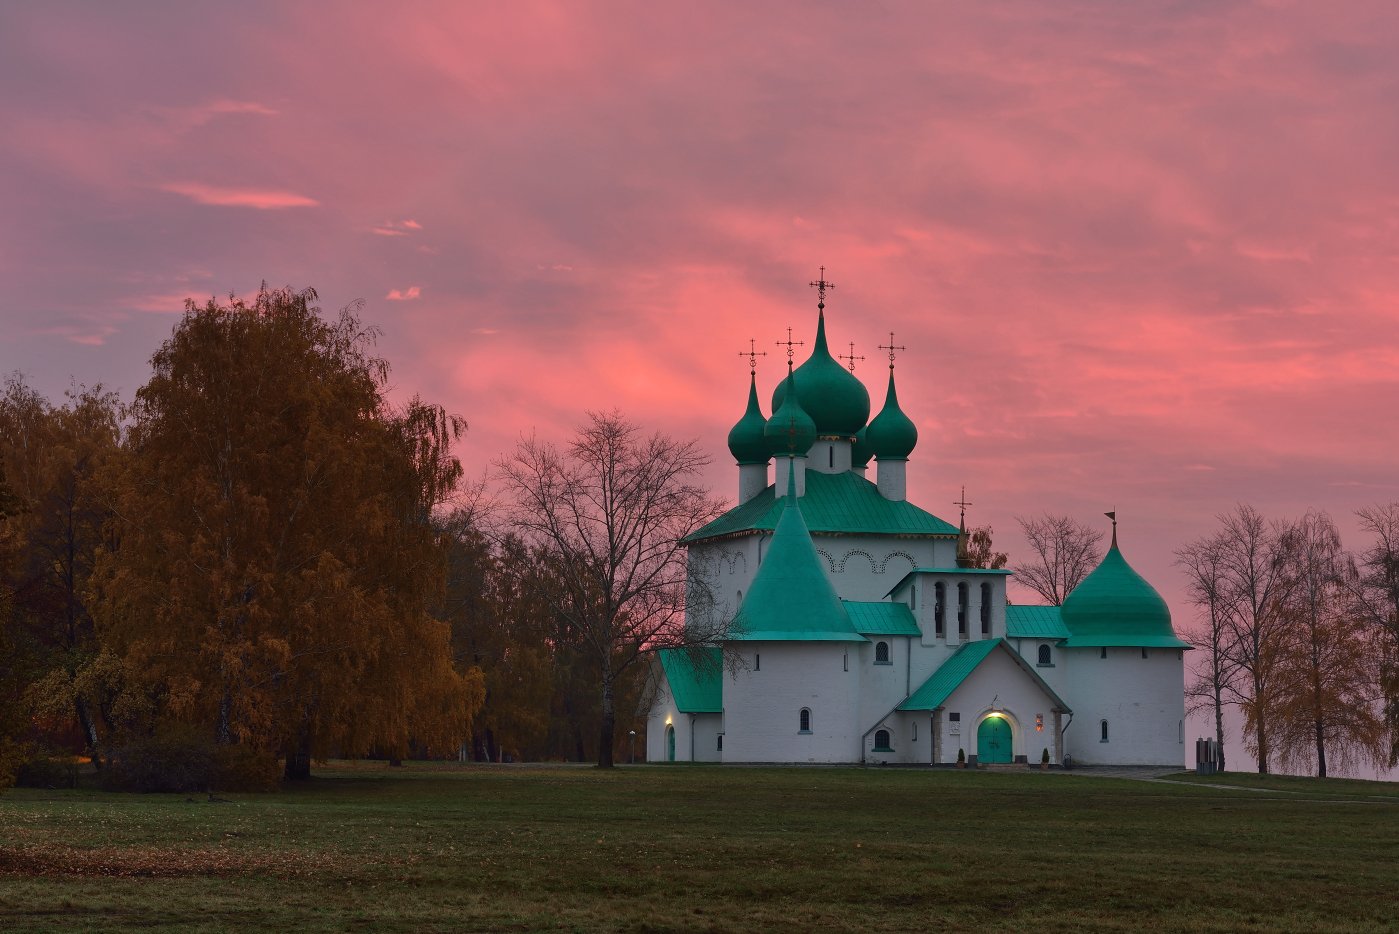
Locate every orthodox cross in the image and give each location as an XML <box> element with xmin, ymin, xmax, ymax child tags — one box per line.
<box><xmin>954</xmin><ymin>486</ymin><xmax>973</xmax><ymax>525</ymax></box>
<box><xmin>838</xmin><ymin>341</ymin><xmax>864</xmax><ymax>373</ymax></box>
<box><xmin>775</xmin><ymin>327</ymin><xmax>804</xmax><ymax>366</ymax></box>
<box><xmin>809</xmin><ymin>266</ymin><xmax>835</xmax><ymax>307</ymax></box>
<box><xmin>737</xmin><ymin>338</ymin><xmax>767</xmax><ymax>374</ymax></box>
<box><xmin>877</xmin><ymin>331</ymin><xmax>906</xmax><ymax>370</ymax></box>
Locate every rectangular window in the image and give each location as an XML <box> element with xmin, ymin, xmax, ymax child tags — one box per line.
<box><xmin>843</xmin><ymin>651</ymin><xmax>848</xmax><ymax>672</ymax></box>
<box><xmin>717</xmin><ymin>734</ymin><xmax>723</xmax><ymax>751</ymax></box>
<box><xmin>980</xmin><ymin>583</ymin><xmax>991</xmax><ymax>635</ymax></box>
<box><xmin>1100</xmin><ymin>646</ymin><xmax>1108</xmax><ymax>659</ymax></box>
<box><xmin>934</xmin><ymin>582</ymin><xmax>946</xmax><ymax>637</ymax></box>
<box><xmin>755</xmin><ymin>653</ymin><xmax>760</xmax><ymax>671</ymax></box>
<box><xmin>1141</xmin><ymin>647</ymin><xmax>1149</xmax><ymax>659</ymax></box>
<box><xmin>949</xmin><ymin>712</ymin><xmax>960</xmax><ymax>722</ymax></box>
<box><xmin>912</xmin><ymin>722</ymin><xmax>918</xmax><ymax>742</ymax></box>
<box><xmin>957</xmin><ymin>582</ymin><xmax>968</xmax><ymax>638</ymax></box>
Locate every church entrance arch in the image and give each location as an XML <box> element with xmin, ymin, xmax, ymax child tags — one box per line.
<box><xmin>976</xmin><ymin>715</ymin><xmax>1012</xmax><ymax>764</ymax></box>
<box><xmin>666</xmin><ymin>725</ymin><xmax>676</xmax><ymax>762</ymax></box>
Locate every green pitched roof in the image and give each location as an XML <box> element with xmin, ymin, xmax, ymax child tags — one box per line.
<box><xmin>687</xmin><ymin>470</ymin><xmax>959</xmax><ymax>543</ymax></box>
<box><xmin>658</xmin><ymin>647</ymin><xmax>722</xmax><ymax>713</ymax></box>
<box><xmin>1005</xmin><ymin>605</ymin><xmax>1070</xmax><ymax>640</ymax></box>
<box><xmin>730</xmin><ymin>479</ymin><xmax>865</xmax><ymax>643</ymax></box>
<box><xmin>898</xmin><ymin>639</ymin><xmax>1001</xmax><ymax>710</ymax></box>
<box><xmin>1060</xmin><ymin>540</ymin><xmax>1190</xmax><ymax>648</ymax></box>
<box><xmin>843</xmin><ymin>601</ymin><xmax>921</xmax><ymax>636</ymax></box>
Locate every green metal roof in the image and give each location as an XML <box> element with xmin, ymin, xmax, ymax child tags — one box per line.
<box><xmin>687</xmin><ymin>470</ymin><xmax>960</xmax><ymax>543</ymax></box>
<box><xmin>658</xmin><ymin>647</ymin><xmax>723</xmax><ymax>713</ymax></box>
<box><xmin>727</xmin><ymin>372</ymin><xmax>770</xmax><ymax>465</ymax></box>
<box><xmin>765</xmin><ymin>366</ymin><xmax>817</xmax><ymax>456</ymax></box>
<box><xmin>866</xmin><ymin>369</ymin><xmax>917</xmax><ymax>460</ymax></box>
<box><xmin>843</xmin><ymin>601</ymin><xmax>921</xmax><ymax>636</ymax></box>
<box><xmin>1060</xmin><ymin>540</ymin><xmax>1190</xmax><ymax>648</ymax></box>
<box><xmin>770</xmin><ymin>308</ymin><xmax>870</xmax><ymax>437</ymax></box>
<box><xmin>898</xmin><ymin>639</ymin><xmax>1001</xmax><ymax>710</ymax></box>
<box><xmin>1005</xmin><ymin>605</ymin><xmax>1070</xmax><ymax>640</ymax></box>
<box><xmin>729</xmin><ymin>474</ymin><xmax>865</xmax><ymax>643</ymax></box>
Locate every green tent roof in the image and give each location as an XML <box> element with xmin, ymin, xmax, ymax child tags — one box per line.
<box><xmin>687</xmin><ymin>470</ymin><xmax>959</xmax><ymax>543</ymax></box>
<box><xmin>1060</xmin><ymin>541</ymin><xmax>1190</xmax><ymax>648</ymax></box>
<box><xmin>843</xmin><ymin>601</ymin><xmax>921</xmax><ymax>636</ymax></box>
<box><xmin>1005</xmin><ymin>605</ymin><xmax>1070</xmax><ymax>640</ymax></box>
<box><xmin>730</xmin><ymin>477</ymin><xmax>865</xmax><ymax>643</ymax></box>
<box><xmin>898</xmin><ymin>640</ymin><xmax>1002</xmax><ymax>710</ymax></box>
<box><xmin>658</xmin><ymin>647</ymin><xmax>723</xmax><ymax>713</ymax></box>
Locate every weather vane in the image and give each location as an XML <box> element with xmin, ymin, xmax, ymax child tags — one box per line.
<box><xmin>809</xmin><ymin>265</ymin><xmax>835</xmax><ymax>307</ymax></box>
<box><xmin>737</xmin><ymin>338</ymin><xmax>767</xmax><ymax>374</ymax></box>
<box><xmin>838</xmin><ymin>341</ymin><xmax>864</xmax><ymax>373</ymax></box>
<box><xmin>877</xmin><ymin>331</ymin><xmax>907</xmax><ymax>370</ymax></box>
<box><xmin>775</xmin><ymin>327</ymin><xmax>804</xmax><ymax>366</ymax></box>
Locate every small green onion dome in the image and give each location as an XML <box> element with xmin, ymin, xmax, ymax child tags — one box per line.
<box><xmin>727</xmin><ymin>373</ymin><xmax>771</xmax><ymax>465</ymax></box>
<box><xmin>851</xmin><ymin>425</ymin><xmax>874</xmax><ymax>468</ymax></box>
<box><xmin>765</xmin><ymin>367</ymin><xmax>817</xmax><ymax>456</ymax></box>
<box><xmin>865</xmin><ymin>369</ymin><xmax>917</xmax><ymax>460</ymax></box>
<box><xmin>1061</xmin><ymin>533</ymin><xmax>1187</xmax><ymax>647</ymax></box>
<box><xmin>771</xmin><ymin>309</ymin><xmax>871</xmax><ymax>437</ymax></box>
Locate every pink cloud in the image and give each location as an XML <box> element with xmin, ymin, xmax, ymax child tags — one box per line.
<box><xmin>386</xmin><ymin>287</ymin><xmax>422</xmax><ymax>301</ymax></box>
<box><xmin>160</xmin><ymin>182</ymin><xmax>318</xmax><ymax>209</ymax></box>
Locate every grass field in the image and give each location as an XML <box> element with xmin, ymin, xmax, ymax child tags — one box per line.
<box><xmin>2</xmin><ymin>763</ymin><xmax>1397</xmax><ymax>932</ymax></box>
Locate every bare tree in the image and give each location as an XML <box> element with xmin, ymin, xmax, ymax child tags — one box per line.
<box><xmin>1352</xmin><ymin>503</ymin><xmax>1399</xmax><ymax>766</ymax></box>
<box><xmin>1175</xmin><ymin>529</ymin><xmax>1236</xmax><ymax>773</ymax></box>
<box><xmin>496</xmin><ymin>412</ymin><xmax>724</xmax><ymax>768</ymax></box>
<box><xmin>1213</xmin><ymin>505</ymin><xmax>1296</xmax><ymax>775</ymax></box>
<box><xmin>1012</xmin><ymin>514</ymin><xmax>1104</xmax><ymax>605</ymax></box>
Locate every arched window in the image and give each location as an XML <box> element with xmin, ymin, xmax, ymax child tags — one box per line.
<box><xmin>980</xmin><ymin>583</ymin><xmax>991</xmax><ymax>634</ymax></box>
<box><xmin>873</xmin><ymin>729</ymin><xmax>892</xmax><ymax>751</ymax></box>
<box><xmin>828</xmin><ymin>446</ymin><xmax>834</xmax><ymax>469</ymax></box>
<box><xmin>934</xmin><ymin>582</ymin><xmax>946</xmax><ymax>637</ymax></box>
<box><xmin>1100</xmin><ymin>720</ymin><xmax>1109</xmax><ymax>743</ymax></box>
<box><xmin>799</xmin><ymin>708</ymin><xmax>812</xmax><ymax>733</ymax></box>
<box><xmin>875</xmin><ymin>641</ymin><xmax>891</xmax><ymax>665</ymax></box>
<box><xmin>1037</xmin><ymin>644</ymin><xmax>1052</xmax><ymax>666</ymax></box>
<box><xmin>957</xmin><ymin>582</ymin><xmax>969</xmax><ymax>637</ymax></box>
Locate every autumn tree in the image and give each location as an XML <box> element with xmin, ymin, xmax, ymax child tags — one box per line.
<box><xmin>1353</xmin><ymin>503</ymin><xmax>1399</xmax><ymax>766</ymax></box>
<box><xmin>1012</xmin><ymin>514</ymin><xmax>1104</xmax><ymax>604</ymax></box>
<box><xmin>1175</xmin><ymin>529</ymin><xmax>1236</xmax><ymax>773</ymax></box>
<box><xmin>964</xmin><ymin>526</ymin><xmax>1008</xmax><ymax>570</ymax></box>
<box><xmin>0</xmin><ymin>378</ymin><xmax>123</xmax><ymax>765</ymax></box>
<box><xmin>94</xmin><ymin>286</ymin><xmax>483</xmax><ymax>778</ymax></box>
<box><xmin>1270</xmin><ymin>511</ymin><xmax>1385</xmax><ymax>777</ymax></box>
<box><xmin>497</xmin><ymin>412</ymin><xmax>724</xmax><ymax>767</ymax></box>
<box><xmin>0</xmin><ymin>458</ymin><xmax>27</xmax><ymax>790</ymax></box>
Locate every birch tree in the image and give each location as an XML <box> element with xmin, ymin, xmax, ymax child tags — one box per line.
<box><xmin>1175</xmin><ymin>529</ymin><xmax>1235</xmax><ymax>773</ymax></box>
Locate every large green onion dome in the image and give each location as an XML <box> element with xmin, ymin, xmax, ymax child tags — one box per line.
<box><xmin>771</xmin><ymin>309</ymin><xmax>871</xmax><ymax>437</ymax></box>
<box><xmin>1060</xmin><ymin>530</ymin><xmax>1189</xmax><ymax>648</ymax></box>
<box><xmin>727</xmin><ymin>372</ymin><xmax>771</xmax><ymax>465</ymax></box>
<box><xmin>851</xmin><ymin>425</ymin><xmax>874</xmax><ymax>468</ymax></box>
<box><xmin>765</xmin><ymin>367</ymin><xmax>817</xmax><ymax>456</ymax></box>
<box><xmin>865</xmin><ymin>369</ymin><xmax>918</xmax><ymax>460</ymax></box>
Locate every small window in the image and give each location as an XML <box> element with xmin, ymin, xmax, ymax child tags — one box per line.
<box><xmin>717</xmin><ymin>734</ymin><xmax>723</xmax><ymax>751</ymax></box>
<box><xmin>957</xmin><ymin>583</ymin><xmax>969</xmax><ymax>637</ymax></box>
<box><xmin>934</xmin><ymin>582</ymin><xmax>946</xmax><ymax>637</ymax></box>
<box><xmin>843</xmin><ymin>651</ymin><xmax>848</xmax><ymax>672</ymax></box>
<box><xmin>1100</xmin><ymin>646</ymin><xmax>1108</xmax><ymax>659</ymax></box>
<box><xmin>736</xmin><ymin>589</ymin><xmax>742</xmax><ymax>604</ymax></box>
<box><xmin>873</xmin><ymin>728</ymin><xmax>892</xmax><ymax>751</ymax></box>
<box><xmin>1037</xmin><ymin>644</ymin><xmax>1052</xmax><ymax>666</ymax></box>
<box><xmin>1100</xmin><ymin>720</ymin><xmax>1109</xmax><ymax>743</ymax></box>
<box><xmin>1141</xmin><ymin>647</ymin><xmax>1149</xmax><ymax>659</ymax></box>
<box><xmin>911</xmin><ymin>722</ymin><xmax>918</xmax><ymax>742</ymax></box>
<box><xmin>911</xmin><ymin>585</ymin><xmax>917</xmax><ymax>611</ymax></box>
<box><xmin>755</xmin><ymin>653</ymin><xmax>761</xmax><ymax>671</ymax></box>
<box><xmin>980</xmin><ymin>582</ymin><xmax>991</xmax><ymax>634</ymax></box>
<box><xmin>949</xmin><ymin>712</ymin><xmax>960</xmax><ymax>722</ymax></box>
<box><xmin>829</xmin><ymin>446</ymin><xmax>834</xmax><ymax>469</ymax></box>
<box><xmin>799</xmin><ymin>708</ymin><xmax>811</xmax><ymax>733</ymax></box>
<box><xmin>875</xmin><ymin>641</ymin><xmax>891</xmax><ymax>665</ymax></box>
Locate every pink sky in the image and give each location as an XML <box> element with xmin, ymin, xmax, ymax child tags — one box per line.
<box><xmin>3</xmin><ymin>2</ymin><xmax>1398</xmax><ymax>771</ymax></box>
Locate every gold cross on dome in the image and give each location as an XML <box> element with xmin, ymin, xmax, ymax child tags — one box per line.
<box><xmin>737</xmin><ymin>338</ymin><xmax>767</xmax><ymax>374</ymax></box>
<box><xmin>838</xmin><ymin>341</ymin><xmax>864</xmax><ymax>373</ymax></box>
<box><xmin>877</xmin><ymin>331</ymin><xmax>907</xmax><ymax>370</ymax></box>
<box><xmin>953</xmin><ymin>485</ymin><xmax>973</xmax><ymax>523</ymax></box>
<box><xmin>808</xmin><ymin>265</ymin><xmax>835</xmax><ymax>306</ymax></box>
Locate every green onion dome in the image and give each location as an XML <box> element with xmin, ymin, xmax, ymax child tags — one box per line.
<box><xmin>727</xmin><ymin>372</ymin><xmax>771</xmax><ymax>465</ymax></box>
<box><xmin>851</xmin><ymin>425</ymin><xmax>874</xmax><ymax>468</ymax></box>
<box><xmin>1060</xmin><ymin>532</ymin><xmax>1188</xmax><ymax>648</ymax></box>
<box><xmin>771</xmin><ymin>309</ymin><xmax>871</xmax><ymax>437</ymax></box>
<box><xmin>865</xmin><ymin>369</ymin><xmax>917</xmax><ymax>460</ymax></box>
<box><xmin>764</xmin><ymin>367</ymin><xmax>817</xmax><ymax>456</ymax></box>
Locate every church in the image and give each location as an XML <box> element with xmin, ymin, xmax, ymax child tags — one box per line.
<box><xmin>646</xmin><ymin>278</ymin><xmax>1189</xmax><ymax>767</ymax></box>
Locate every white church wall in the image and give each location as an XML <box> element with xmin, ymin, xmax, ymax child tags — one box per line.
<box><xmin>1061</xmin><ymin>647</ymin><xmax>1185</xmax><ymax>766</ymax></box>
<box><xmin>855</xmin><ymin>636</ymin><xmax>916</xmax><ymax>738</ymax></box>
<box><xmin>723</xmin><ymin>642</ymin><xmax>862</xmax><ymax>762</ymax></box>
<box><xmin>938</xmin><ymin>649</ymin><xmax>1060</xmax><ymax>765</ymax></box>
<box><xmin>693</xmin><ymin>714</ymin><xmax>723</xmax><ymax>763</ymax></box>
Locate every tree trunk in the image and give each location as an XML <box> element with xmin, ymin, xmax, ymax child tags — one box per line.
<box><xmin>1314</xmin><ymin>718</ymin><xmax>1327</xmax><ymax>778</ymax></box>
<box><xmin>597</xmin><ymin>669</ymin><xmax>615</xmax><ymax>769</ymax></box>
<box><xmin>75</xmin><ymin>695</ymin><xmax>101</xmax><ymax>770</ymax></box>
<box><xmin>283</xmin><ymin>732</ymin><xmax>312</xmax><ymax>781</ymax></box>
<box><xmin>1212</xmin><ymin>686</ymin><xmax>1226</xmax><ymax>774</ymax></box>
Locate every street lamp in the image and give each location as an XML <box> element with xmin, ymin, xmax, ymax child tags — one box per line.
<box><xmin>628</xmin><ymin>730</ymin><xmax>636</xmax><ymax>764</ymax></box>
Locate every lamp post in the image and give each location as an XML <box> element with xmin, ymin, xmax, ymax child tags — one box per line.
<box><xmin>628</xmin><ymin>730</ymin><xmax>636</xmax><ymax>764</ymax></box>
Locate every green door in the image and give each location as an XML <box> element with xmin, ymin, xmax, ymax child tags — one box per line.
<box><xmin>977</xmin><ymin>716</ymin><xmax>1012</xmax><ymax>764</ymax></box>
<box><xmin>666</xmin><ymin>726</ymin><xmax>676</xmax><ymax>762</ymax></box>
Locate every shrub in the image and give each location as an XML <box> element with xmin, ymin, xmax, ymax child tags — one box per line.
<box><xmin>102</xmin><ymin>725</ymin><xmax>215</xmax><ymax>792</ymax></box>
<box><xmin>210</xmin><ymin>743</ymin><xmax>280</xmax><ymax>792</ymax></box>
<box><xmin>15</xmin><ymin>752</ymin><xmax>80</xmax><ymax>789</ymax></box>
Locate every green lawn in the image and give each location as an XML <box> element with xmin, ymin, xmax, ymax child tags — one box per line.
<box><xmin>2</xmin><ymin>762</ymin><xmax>1396</xmax><ymax>932</ymax></box>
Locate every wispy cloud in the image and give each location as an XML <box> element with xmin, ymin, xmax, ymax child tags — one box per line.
<box><xmin>161</xmin><ymin>182</ymin><xmax>318</xmax><ymax>209</ymax></box>
<box><xmin>372</xmin><ymin>219</ymin><xmax>423</xmax><ymax>236</ymax></box>
<box><xmin>386</xmin><ymin>286</ymin><xmax>422</xmax><ymax>301</ymax></box>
